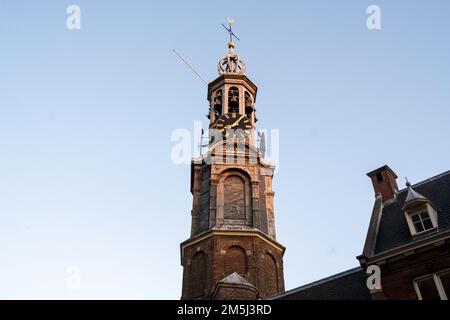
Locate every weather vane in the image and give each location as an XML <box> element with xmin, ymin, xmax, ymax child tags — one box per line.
<box><xmin>222</xmin><ymin>18</ymin><xmax>240</xmax><ymax>43</ymax></box>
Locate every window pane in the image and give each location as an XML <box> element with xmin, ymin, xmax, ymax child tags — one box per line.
<box><xmin>422</xmin><ymin>218</ymin><xmax>433</xmax><ymax>230</ymax></box>
<box><xmin>413</xmin><ymin>221</ymin><xmax>424</xmax><ymax>233</ymax></box>
<box><xmin>439</xmin><ymin>271</ymin><xmax>450</xmax><ymax>298</ymax></box>
<box><xmin>411</xmin><ymin>214</ymin><xmax>421</xmax><ymax>223</ymax></box>
<box><xmin>419</xmin><ymin>211</ymin><xmax>430</xmax><ymax>219</ymax></box>
<box><xmin>417</xmin><ymin>277</ymin><xmax>441</xmax><ymax>300</ymax></box>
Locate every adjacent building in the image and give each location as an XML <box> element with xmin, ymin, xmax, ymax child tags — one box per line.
<box><xmin>275</xmin><ymin>166</ymin><xmax>450</xmax><ymax>300</ymax></box>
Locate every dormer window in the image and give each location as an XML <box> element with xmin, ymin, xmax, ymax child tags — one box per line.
<box><xmin>403</xmin><ymin>180</ymin><xmax>438</xmax><ymax>236</ymax></box>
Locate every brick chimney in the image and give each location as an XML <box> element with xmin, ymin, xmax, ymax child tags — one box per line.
<box><xmin>367</xmin><ymin>165</ymin><xmax>399</xmax><ymax>201</ymax></box>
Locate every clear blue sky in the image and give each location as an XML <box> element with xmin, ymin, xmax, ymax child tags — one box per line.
<box><xmin>1</xmin><ymin>1</ymin><xmax>449</xmax><ymax>299</ymax></box>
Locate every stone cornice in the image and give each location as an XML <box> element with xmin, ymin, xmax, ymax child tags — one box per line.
<box><xmin>180</xmin><ymin>229</ymin><xmax>285</xmax><ymax>263</ymax></box>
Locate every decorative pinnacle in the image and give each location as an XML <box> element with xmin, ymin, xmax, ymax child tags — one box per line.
<box><xmin>405</xmin><ymin>177</ymin><xmax>411</xmax><ymax>187</ymax></box>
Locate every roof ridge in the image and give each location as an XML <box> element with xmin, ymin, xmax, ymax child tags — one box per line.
<box><xmin>397</xmin><ymin>170</ymin><xmax>450</xmax><ymax>194</ymax></box>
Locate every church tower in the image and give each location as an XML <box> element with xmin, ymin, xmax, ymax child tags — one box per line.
<box><xmin>180</xmin><ymin>24</ymin><xmax>285</xmax><ymax>300</ymax></box>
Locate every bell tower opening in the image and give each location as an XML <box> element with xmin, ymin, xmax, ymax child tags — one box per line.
<box><xmin>228</xmin><ymin>87</ymin><xmax>239</xmax><ymax>113</ymax></box>
<box><xmin>212</xmin><ymin>89</ymin><xmax>223</xmax><ymax>121</ymax></box>
<box><xmin>244</xmin><ymin>91</ymin><xmax>253</xmax><ymax>121</ymax></box>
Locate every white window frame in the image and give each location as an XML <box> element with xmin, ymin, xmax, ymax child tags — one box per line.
<box><xmin>414</xmin><ymin>269</ymin><xmax>449</xmax><ymax>300</ymax></box>
<box><xmin>410</xmin><ymin>210</ymin><xmax>433</xmax><ymax>232</ymax></box>
<box><xmin>404</xmin><ymin>203</ymin><xmax>438</xmax><ymax>236</ymax></box>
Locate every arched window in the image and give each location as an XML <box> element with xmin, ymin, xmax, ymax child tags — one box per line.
<box><xmin>244</xmin><ymin>91</ymin><xmax>253</xmax><ymax>119</ymax></box>
<box><xmin>228</xmin><ymin>87</ymin><xmax>239</xmax><ymax>113</ymax></box>
<box><xmin>262</xmin><ymin>253</ymin><xmax>278</xmax><ymax>296</ymax></box>
<box><xmin>217</xmin><ymin>170</ymin><xmax>252</xmax><ymax>226</ymax></box>
<box><xmin>224</xmin><ymin>246</ymin><xmax>247</xmax><ymax>276</ymax></box>
<box><xmin>213</xmin><ymin>89</ymin><xmax>223</xmax><ymax>119</ymax></box>
<box><xmin>223</xmin><ymin>175</ymin><xmax>246</xmax><ymax>220</ymax></box>
<box><xmin>190</xmin><ymin>251</ymin><xmax>207</xmax><ymax>298</ymax></box>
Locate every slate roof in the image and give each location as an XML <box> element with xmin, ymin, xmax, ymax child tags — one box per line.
<box><xmin>271</xmin><ymin>267</ymin><xmax>371</xmax><ymax>300</ymax></box>
<box><xmin>374</xmin><ymin>170</ymin><xmax>450</xmax><ymax>254</ymax></box>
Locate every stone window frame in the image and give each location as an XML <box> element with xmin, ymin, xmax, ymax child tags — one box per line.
<box><xmin>216</xmin><ymin>169</ymin><xmax>252</xmax><ymax>226</ymax></box>
<box><xmin>413</xmin><ymin>269</ymin><xmax>450</xmax><ymax>300</ymax></box>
